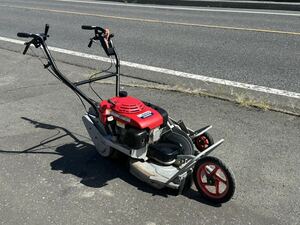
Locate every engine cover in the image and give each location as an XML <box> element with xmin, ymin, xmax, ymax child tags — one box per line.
<box><xmin>100</xmin><ymin>96</ymin><xmax>163</xmax><ymax>129</ymax></box>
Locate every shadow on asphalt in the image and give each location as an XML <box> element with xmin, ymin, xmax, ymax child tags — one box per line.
<box><xmin>0</xmin><ymin>117</ymin><xmax>221</xmax><ymax>207</ymax></box>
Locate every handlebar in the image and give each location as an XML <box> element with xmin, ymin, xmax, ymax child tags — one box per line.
<box><xmin>81</xmin><ymin>24</ymin><xmax>116</xmax><ymax>56</ymax></box>
<box><xmin>17</xmin><ymin>24</ymin><xmax>50</xmax><ymax>55</ymax></box>
<box><xmin>17</xmin><ymin>24</ymin><xmax>116</xmax><ymax>57</ymax></box>
<box><xmin>17</xmin><ymin>32</ymin><xmax>34</xmax><ymax>38</ymax></box>
<box><xmin>81</xmin><ymin>25</ymin><xmax>105</xmax><ymax>33</ymax></box>
<box><xmin>16</xmin><ymin>23</ymin><xmax>120</xmax><ymax>110</ymax></box>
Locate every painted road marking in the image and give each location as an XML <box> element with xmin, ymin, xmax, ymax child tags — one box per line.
<box><xmin>1</xmin><ymin>36</ymin><xmax>299</xmax><ymax>99</ymax></box>
<box><xmin>56</xmin><ymin>0</ymin><xmax>300</xmax><ymax>17</ymax></box>
<box><xmin>1</xmin><ymin>4</ymin><xmax>300</xmax><ymax>36</ymax></box>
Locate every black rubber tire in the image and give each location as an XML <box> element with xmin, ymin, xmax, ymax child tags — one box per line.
<box><xmin>193</xmin><ymin>156</ymin><xmax>235</xmax><ymax>203</ymax></box>
<box><xmin>97</xmin><ymin>146</ymin><xmax>115</xmax><ymax>158</ymax></box>
<box><xmin>194</xmin><ymin>132</ymin><xmax>214</xmax><ymax>152</ymax></box>
<box><xmin>162</xmin><ymin>126</ymin><xmax>194</xmax><ymax>155</ymax></box>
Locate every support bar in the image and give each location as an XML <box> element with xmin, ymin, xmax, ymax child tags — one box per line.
<box><xmin>73</xmin><ymin>73</ymin><xmax>117</xmax><ymax>86</ymax></box>
<box><xmin>165</xmin><ymin>139</ymin><xmax>224</xmax><ymax>185</ymax></box>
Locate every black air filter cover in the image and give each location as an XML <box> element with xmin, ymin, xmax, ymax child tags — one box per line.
<box><xmin>124</xmin><ymin>127</ymin><xmax>148</xmax><ymax>149</ymax></box>
<box><xmin>143</xmin><ymin>102</ymin><xmax>168</xmax><ymax>127</ymax></box>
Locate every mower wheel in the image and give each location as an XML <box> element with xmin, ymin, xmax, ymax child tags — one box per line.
<box><xmin>193</xmin><ymin>156</ymin><xmax>235</xmax><ymax>203</ymax></box>
<box><xmin>194</xmin><ymin>132</ymin><xmax>214</xmax><ymax>152</ymax></box>
<box><xmin>162</xmin><ymin>127</ymin><xmax>194</xmax><ymax>155</ymax></box>
<box><xmin>97</xmin><ymin>147</ymin><xmax>114</xmax><ymax>158</ymax></box>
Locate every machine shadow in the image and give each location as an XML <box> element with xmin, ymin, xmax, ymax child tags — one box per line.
<box><xmin>0</xmin><ymin>117</ymin><xmax>220</xmax><ymax>207</ymax></box>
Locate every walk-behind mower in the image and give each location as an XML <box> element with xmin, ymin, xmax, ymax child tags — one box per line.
<box><xmin>17</xmin><ymin>24</ymin><xmax>235</xmax><ymax>203</ymax></box>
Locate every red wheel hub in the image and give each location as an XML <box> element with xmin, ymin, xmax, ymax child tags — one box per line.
<box><xmin>196</xmin><ymin>162</ymin><xmax>229</xmax><ymax>199</ymax></box>
<box><xmin>195</xmin><ymin>135</ymin><xmax>210</xmax><ymax>152</ymax></box>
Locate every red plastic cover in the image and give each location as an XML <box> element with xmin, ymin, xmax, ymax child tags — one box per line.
<box><xmin>99</xmin><ymin>96</ymin><xmax>163</xmax><ymax>129</ymax></box>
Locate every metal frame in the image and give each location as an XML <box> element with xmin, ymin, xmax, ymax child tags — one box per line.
<box><xmin>73</xmin><ymin>47</ymin><xmax>121</xmax><ymax>97</ymax></box>
<box><xmin>41</xmin><ymin>40</ymin><xmax>120</xmax><ymax>115</ymax></box>
<box><xmin>19</xmin><ymin>25</ymin><xmax>121</xmax><ymax>117</ymax></box>
<box><xmin>165</xmin><ymin>139</ymin><xmax>224</xmax><ymax>186</ymax></box>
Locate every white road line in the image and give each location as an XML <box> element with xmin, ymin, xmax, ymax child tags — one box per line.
<box><xmin>1</xmin><ymin>36</ymin><xmax>299</xmax><ymax>99</ymax></box>
<box><xmin>56</xmin><ymin>0</ymin><xmax>300</xmax><ymax>17</ymax></box>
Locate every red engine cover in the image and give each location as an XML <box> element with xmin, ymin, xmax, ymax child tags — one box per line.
<box><xmin>99</xmin><ymin>96</ymin><xmax>163</xmax><ymax>129</ymax></box>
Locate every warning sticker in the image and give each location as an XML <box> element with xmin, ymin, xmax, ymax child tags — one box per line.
<box><xmin>137</xmin><ymin>111</ymin><xmax>153</xmax><ymax>119</ymax></box>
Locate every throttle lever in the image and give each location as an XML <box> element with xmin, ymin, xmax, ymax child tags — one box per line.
<box><xmin>108</xmin><ymin>33</ymin><xmax>114</xmax><ymax>41</ymax></box>
<box><xmin>45</xmin><ymin>24</ymin><xmax>49</xmax><ymax>35</ymax></box>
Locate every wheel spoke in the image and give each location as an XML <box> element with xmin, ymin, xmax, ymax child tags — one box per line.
<box><xmin>214</xmin><ymin>174</ymin><xmax>227</xmax><ymax>184</ymax></box>
<box><xmin>205</xmin><ymin>165</ymin><xmax>215</xmax><ymax>175</ymax></box>
<box><xmin>204</xmin><ymin>166</ymin><xmax>210</xmax><ymax>176</ymax></box>
<box><xmin>210</xmin><ymin>166</ymin><xmax>218</xmax><ymax>176</ymax></box>
<box><xmin>215</xmin><ymin>180</ymin><xmax>220</xmax><ymax>195</ymax></box>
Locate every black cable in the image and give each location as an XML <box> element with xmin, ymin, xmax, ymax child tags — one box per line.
<box><xmin>89</xmin><ymin>81</ymin><xmax>103</xmax><ymax>101</ymax></box>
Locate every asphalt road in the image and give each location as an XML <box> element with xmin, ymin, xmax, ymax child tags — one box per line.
<box><xmin>0</xmin><ymin>48</ymin><xmax>299</xmax><ymax>225</ymax></box>
<box><xmin>0</xmin><ymin>2</ymin><xmax>299</xmax><ymax>223</ymax></box>
<box><xmin>0</xmin><ymin>0</ymin><xmax>299</xmax><ymax>93</ymax></box>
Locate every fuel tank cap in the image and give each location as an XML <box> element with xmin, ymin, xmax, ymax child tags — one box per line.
<box><xmin>119</xmin><ymin>91</ymin><xmax>128</xmax><ymax>97</ymax></box>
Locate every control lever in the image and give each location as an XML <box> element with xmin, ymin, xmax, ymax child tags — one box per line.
<box><xmin>44</xmin><ymin>24</ymin><xmax>50</xmax><ymax>41</ymax></box>
<box><xmin>88</xmin><ymin>38</ymin><xmax>93</xmax><ymax>48</ymax></box>
<box><xmin>23</xmin><ymin>42</ymin><xmax>31</xmax><ymax>55</ymax></box>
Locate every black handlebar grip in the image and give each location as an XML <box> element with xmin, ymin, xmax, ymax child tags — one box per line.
<box><xmin>17</xmin><ymin>32</ymin><xmax>31</xmax><ymax>38</ymax></box>
<box><xmin>98</xmin><ymin>27</ymin><xmax>106</xmax><ymax>33</ymax></box>
<box><xmin>81</xmin><ymin>25</ymin><xmax>94</xmax><ymax>30</ymax></box>
<box><xmin>82</xmin><ymin>25</ymin><xmax>105</xmax><ymax>33</ymax></box>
